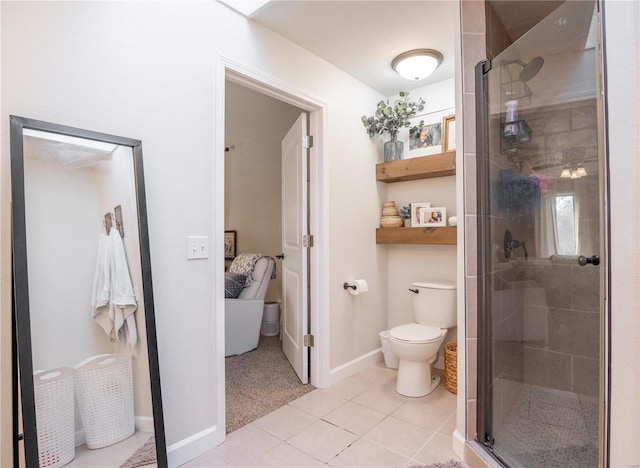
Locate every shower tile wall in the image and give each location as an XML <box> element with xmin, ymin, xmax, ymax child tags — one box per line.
<box><xmin>489</xmin><ymin>97</ymin><xmax>601</xmax><ymax>427</ymax></box>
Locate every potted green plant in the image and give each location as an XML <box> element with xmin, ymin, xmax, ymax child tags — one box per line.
<box><xmin>361</xmin><ymin>91</ymin><xmax>425</xmax><ymax>162</ymax></box>
<box><xmin>400</xmin><ymin>204</ymin><xmax>412</xmax><ymax>227</ymax></box>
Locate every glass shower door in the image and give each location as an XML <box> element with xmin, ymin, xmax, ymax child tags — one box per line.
<box><xmin>477</xmin><ymin>1</ymin><xmax>605</xmax><ymax>466</ymax></box>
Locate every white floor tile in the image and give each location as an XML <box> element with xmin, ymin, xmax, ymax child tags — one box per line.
<box><xmin>214</xmin><ymin>424</ymin><xmax>281</xmax><ymax>465</ymax></box>
<box><xmin>324</xmin><ymin>375</ymin><xmax>374</xmax><ymax>400</ymax></box>
<box><xmin>182</xmin><ymin>450</ymin><xmax>231</xmax><ymax>467</ymax></box>
<box><xmin>352</xmin><ymin>381</ymin><xmax>408</xmax><ymax>415</ymax></box>
<box><xmin>68</xmin><ymin>431</ymin><xmax>154</xmax><ymax>467</ymax></box>
<box><xmin>414</xmin><ymin>433</ymin><xmax>462</xmax><ymax>465</ymax></box>
<box><xmin>322</xmin><ymin>401</ymin><xmax>387</xmax><ymax>435</ymax></box>
<box><xmin>328</xmin><ymin>438</ymin><xmax>409</xmax><ymax>467</ymax></box>
<box><xmin>288</xmin><ymin>389</ymin><xmax>348</xmax><ymax>418</ymax></box>
<box><xmin>252</xmin><ymin>404</ymin><xmax>318</xmax><ymax>440</ymax></box>
<box><xmin>392</xmin><ymin>398</ymin><xmax>456</xmax><ymax>432</ymax></box>
<box><xmin>351</xmin><ymin>363</ymin><xmax>397</xmax><ymax>388</ymax></box>
<box><xmin>438</xmin><ymin>412</ymin><xmax>457</xmax><ymax>437</ymax></box>
<box><xmin>248</xmin><ymin>442</ymin><xmax>324</xmax><ymax>467</ymax></box>
<box><xmin>287</xmin><ymin>420</ymin><xmax>358</xmax><ymax>463</ymax></box>
<box><xmin>186</xmin><ymin>362</ymin><xmax>463</xmax><ymax>468</ymax></box>
<box><xmin>363</xmin><ymin>416</ymin><xmax>435</xmax><ymax>458</ymax></box>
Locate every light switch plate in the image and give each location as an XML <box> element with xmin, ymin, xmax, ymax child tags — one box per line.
<box><xmin>187</xmin><ymin>236</ymin><xmax>209</xmax><ymax>260</ymax></box>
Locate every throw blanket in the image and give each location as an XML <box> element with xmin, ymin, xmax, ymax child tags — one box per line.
<box><xmin>229</xmin><ymin>253</ymin><xmax>276</xmax><ymax>287</ymax></box>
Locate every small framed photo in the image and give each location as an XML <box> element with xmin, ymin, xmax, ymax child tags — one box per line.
<box><xmin>405</xmin><ymin>107</ymin><xmax>454</xmax><ymax>158</ymax></box>
<box><xmin>224</xmin><ymin>230</ymin><xmax>236</xmax><ymax>259</ymax></box>
<box><xmin>421</xmin><ymin>207</ymin><xmax>447</xmax><ymax>227</ymax></box>
<box><xmin>411</xmin><ymin>202</ymin><xmax>431</xmax><ymax>227</ymax></box>
<box><xmin>442</xmin><ymin>115</ymin><xmax>456</xmax><ymax>152</ymax></box>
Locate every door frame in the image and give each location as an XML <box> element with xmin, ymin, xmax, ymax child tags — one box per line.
<box><xmin>214</xmin><ymin>55</ymin><xmax>331</xmax><ymax>434</ymax></box>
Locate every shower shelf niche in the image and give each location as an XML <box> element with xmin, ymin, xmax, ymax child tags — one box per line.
<box><xmin>375</xmin><ymin>151</ymin><xmax>457</xmax><ymax>245</ymax></box>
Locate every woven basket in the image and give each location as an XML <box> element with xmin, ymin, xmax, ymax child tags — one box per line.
<box><xmin>444</xmin><ymin>342</ymin><xmax>457</xmax><ymax>394</ymax></box>
<box><xmin>34</xmin><ymin>368</ymin><xmax>75</xmax><ymax>468</ymax></box>
<box><xmin>74</xmin><ymin>354</ymin><xmax>135</xmax><ymax>449</ymax></box>
<box><xmin>380</xmin><ymin>215</ymin><xmax>403</xmax><ymax>228</ymax></box>
<box><xmin>382</xmin><ymin>207</ymin><xmax>399</xmax><ymax>216</ymax></box>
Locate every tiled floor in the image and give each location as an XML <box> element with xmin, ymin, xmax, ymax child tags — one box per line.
<box><xmin>67</xmin><ymin>430</ymin><xmax>155</xmax><ymax>467</ymax></box>
<box><xmin>184</xmin><ymin>362</ymin><xmax>463</xmax><ymax>467</ymax></box>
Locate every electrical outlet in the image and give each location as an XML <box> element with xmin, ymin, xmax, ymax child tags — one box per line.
<box><xmin>187</xmin><ymin>236</ymin><xmax>209</xmax><ymax>260</ymax></box>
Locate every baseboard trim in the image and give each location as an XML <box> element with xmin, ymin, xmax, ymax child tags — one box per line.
<box><xmin>135</xmin><ymin>416</ymin><xmax>154</xmax><ymax>433</ymax></box>
<box><xmin>329</xmin><ymin>347</ymin><xmax>383</xmax><ymax>386</ymax></box>
<box><xmin>167</xmin><ymin>424</ymin><xmax>223</xmax><ymax>467</ymax></box>
<box><xmin>452</xmin><ymin>429</ymin><xmax>466</xmax><ymax>460</ymax></box>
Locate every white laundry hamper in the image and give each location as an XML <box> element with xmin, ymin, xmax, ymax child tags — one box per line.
<box><xmin>74</xmin><ymin>354</ymin><xmax>135</xmax><ymax>449</ymax></box>
<box><xmin>34</xmin><ymin>367</ymin><xmax>75</xmax><ymax>468</ymax></box>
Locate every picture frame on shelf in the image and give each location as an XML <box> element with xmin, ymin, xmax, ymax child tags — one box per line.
<box><xmin>421</xmin><ymin>207</ymin><xmax>447</xmax><ymax>227</ymax></box>
<box><xmin>224</xmin><ymin>230</ymin><xmax>236</xmax><ymax>259</ymax></box>
<box><xmin>442</xmin><ymin>115</ymin><xmax>456</xmax><ymax>152</ymax></box>
<box><xmin>411</xmin><ymin>202</ymin><xmax>431</xmax><ymax>227</ymax></box>
<box><xmin>405</xmin><ymin>107</ymin><xmax>454</xmax><ymax>158</ymax></box>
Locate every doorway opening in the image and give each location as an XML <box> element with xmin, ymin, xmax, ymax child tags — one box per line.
<box><xmin>217</xmin><ymin>61</ymin><xmax>330</xmax><ymax>435</ymax></box>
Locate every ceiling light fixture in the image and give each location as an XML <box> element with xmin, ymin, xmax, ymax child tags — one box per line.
<box><xmin>560</xmin><ymin>163</ymin><xmax>588</xmax><ymax>179</ymax></box>
<box><xmin>392</xmin><ymin>49</ymin><xmax>443</xmax><ymax>81</ymax></box>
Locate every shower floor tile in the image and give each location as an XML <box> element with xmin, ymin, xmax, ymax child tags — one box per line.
<box><xmin>494</xmin><ymin>382</ymin><xmax>598</xmax><ymax>468</ymax></box>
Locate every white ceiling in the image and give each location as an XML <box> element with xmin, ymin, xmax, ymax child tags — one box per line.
<box><xmin>251</xmin><ymin>1</ymin><xmax>458</xmax><ymax>97</ymax></box>
<box><xmin>24</xmin><ymin>131</ymin><xmax>115</xmax><ymax>169</ymax></box>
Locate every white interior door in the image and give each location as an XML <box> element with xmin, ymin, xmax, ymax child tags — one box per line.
<box><xmin>281</xmin><ymin>113</ymin><xmax>308</xmax><ymax>384</ymax></box>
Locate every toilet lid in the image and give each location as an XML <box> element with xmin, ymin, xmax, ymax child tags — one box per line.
<box><xmin>390</xmin><ymin>323</ymin><xmax>443</xmax><ymax>343</ymax></box>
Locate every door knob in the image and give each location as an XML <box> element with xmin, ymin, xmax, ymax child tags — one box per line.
<box><xmin>578</xmin><ymin>255</ymin><xmax>600</xmax><ymax>266</ymax></box>
<box><xmin>276</xmin><ymin>253</ymin><xmax>285</xmax><ymax>260</ymax></box>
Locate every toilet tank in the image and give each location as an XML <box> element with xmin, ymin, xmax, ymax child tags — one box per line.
<box><xmin>412</xmin><ymin>281</ymin><xmax>457</xmax><ymax>328</ymax></box>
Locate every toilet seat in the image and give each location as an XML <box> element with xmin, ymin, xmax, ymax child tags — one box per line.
<box><xmin>389</xmin><ymin>323</ymin><xmax>443</xmax><ymax>343</ymax></box>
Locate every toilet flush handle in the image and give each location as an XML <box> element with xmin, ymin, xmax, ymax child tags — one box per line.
<box><xmin>408</xmin><ymin>288</ymin><xmax>419</xmax><ymax>294</ymax></box>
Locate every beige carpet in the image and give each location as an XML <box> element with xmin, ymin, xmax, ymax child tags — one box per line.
<box><xmin>225</xmin><ymin>335</ymin><xmax>314</xmax><ymax>433</ymax></box>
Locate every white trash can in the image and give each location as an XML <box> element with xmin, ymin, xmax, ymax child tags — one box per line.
<box><xmin>34</xmin><ymin>367</ymin><xmax>75</xmax><ymax>468</ymax></box>
<box><xmin>379</xmin><ymin>330</ymin><xmax>399</xmax><ymax>369</ymax></box>
<box><xmin>262</xmin><ymin>302</ymin><xmax>280</xmax><ymax>336</ymax></box>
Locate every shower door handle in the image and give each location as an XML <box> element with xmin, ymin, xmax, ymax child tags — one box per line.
<box><xmin>578</xmin><ymin>255</ymin><xmax>600</xmax><ymax>266</ymax></box>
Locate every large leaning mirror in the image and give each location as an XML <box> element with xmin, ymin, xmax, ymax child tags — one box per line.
<box><xmin>10</xmin><ymin>116</ymin><xmax>167</xmax><ymax>467</ymax></box>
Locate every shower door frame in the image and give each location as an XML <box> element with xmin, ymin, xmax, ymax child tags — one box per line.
<box><xmin>474</xmin><ymin>1</ymin><xmax>612</xmax><ymax>465</ymax></box>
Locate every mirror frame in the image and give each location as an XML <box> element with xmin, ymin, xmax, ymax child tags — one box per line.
<box><xmin>10</xmin><ymin>115</ymin><xmax>168</xmax><ymax>467</ymax></box>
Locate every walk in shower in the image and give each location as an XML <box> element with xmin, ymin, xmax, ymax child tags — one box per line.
<box><xmin>476</xmin><ymin>1</ymin><xmax>607</xmax><ymax>466</ymax></box>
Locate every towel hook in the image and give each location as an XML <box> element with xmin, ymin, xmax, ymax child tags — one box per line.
<box><xmin>114</xmin><ymin>205</ymin><xmax>124</xmax><ymax>237</ymax></box>
<box><xmin>104</xmin><ymin>212</ymin><xmax>113</xmax><ymax>234</ymax></box>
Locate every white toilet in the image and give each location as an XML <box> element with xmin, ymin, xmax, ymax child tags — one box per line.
<box><xmin>389</xmin><ymin>281</ymin><xmax>457</xmax><ymax>397</ymax></box>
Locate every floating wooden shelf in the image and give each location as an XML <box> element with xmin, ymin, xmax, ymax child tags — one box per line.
<box><xmin>376</xmin><ymin>151</ymin><xmax>456</xmax><ymax>183</ymax></box>
<box><xmin>376</xmin><ymin>226</ymin><xmax>457</xmax><ymax>245</ymax></box>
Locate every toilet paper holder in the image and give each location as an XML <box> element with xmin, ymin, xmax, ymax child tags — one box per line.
<box><xmin>344</xmin><ymin>280</ymin><xmax>368</xmax><ymax>295</ymax></box>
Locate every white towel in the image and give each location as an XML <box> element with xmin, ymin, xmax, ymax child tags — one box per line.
<box><xmin>108</xmin><ymin>227</ymin><xmax>138</xmax><ymax>347</ymax></box>
<box><xmin>91</xmin><ymin>233</ymin><xmax>114</xmax><ymax>338</ymax></box>
<box><xmin>91</xmin><ymin>228</ymin><xmax>138</xmax><ymax>347</ymax></box>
